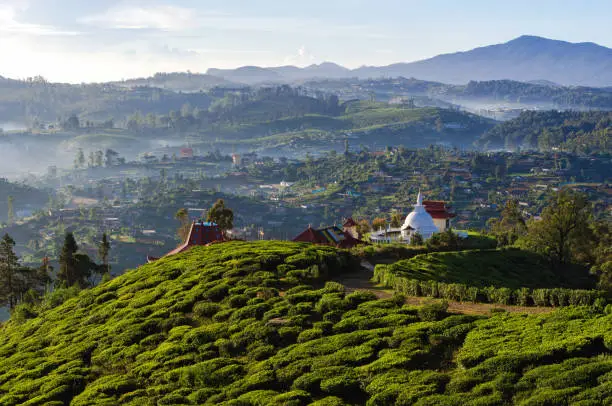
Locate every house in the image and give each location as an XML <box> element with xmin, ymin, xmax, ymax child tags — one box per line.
<box><xmin>293</xmin><ymin>225</ymin><xmax>366</xmax><ymax>249</ymax></box>
<box><xmin>147</xmin><ymin>221</ymin><xmax>225</xmax><ymax>262</ymax></box>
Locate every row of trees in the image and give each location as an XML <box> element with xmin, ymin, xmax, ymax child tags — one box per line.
<box><xmin>0</xmin><ymin>231</ymin><xmax>111</xmax><ymax>310</ymax></box>
<box><xmin>74</xmin><ymin>148</ymin><xmax>123</xmax><ymax>169</ymax></box>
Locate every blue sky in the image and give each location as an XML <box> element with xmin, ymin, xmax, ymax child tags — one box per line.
<box><xmin>1</xmin><ymin>0</ymin><xmax>611</xmax><ymax>83</ymax></box>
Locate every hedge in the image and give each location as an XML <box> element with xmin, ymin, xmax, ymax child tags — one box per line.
<box><xmin>373</xmin><ymin>264</ymin><xmax>607</xmax><ymax>307</ymax></box>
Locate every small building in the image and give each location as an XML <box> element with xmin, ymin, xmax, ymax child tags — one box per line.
<box><xmin>293</xmin><ymin>225</ymin><xmax>366</xmax><ymax>249</ymax></box>
<box><xmin>180</xmin><ymin>148</ymin><xmax>194</xmax><ymax>159</ymax></box>
<box><xmin>147</xmin><ymin>221</ymin><xmax>225</xmax><ymax>262</ymax></box>
<box><xmin>342</xmin><ymin>218</ymin><xmax>359</xmax><ymax>239</ymax></box>
<box><xmin>422</xmin><ymin>200</ymin><xmax>456</xmax><ymax>232</ymax></box>
<box><xmin>232</xmin><ymin>154</ymin><xmax>242</xmax><ymax>166</ymax></box>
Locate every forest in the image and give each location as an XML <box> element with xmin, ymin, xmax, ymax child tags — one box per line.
<box><xmin>477</xmin><ymin>110</ymin><xmax>611</xmax><ymax>152</ymax></box>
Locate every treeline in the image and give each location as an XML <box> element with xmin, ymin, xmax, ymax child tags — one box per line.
<box><xmin>373</xmin><ymin>265</ymin><xmax>605</xmax><ymax>307</ymax></box>
<box><xmin>0</xmin><ymin>231</ymin><xmax>111</xmax><ymax>311</ymax></box>
<box><xmin>459</xmin><ymin>79</ymin><xmax>612</xmax><ymax>108</ymax></box>
<box><xmin>478</xmin><ymin>110</ymin><xmax>612</xmax><ymax>152</ymax></box>
<box><xmin>123</xmin><ymin>85</ymin><xmax>342</xmax><ymax>133</ymax></box>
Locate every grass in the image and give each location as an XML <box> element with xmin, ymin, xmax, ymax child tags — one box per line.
<box><xmin>0</xmin><ymin>241</ymin><xmax>609</xmax><ymax>405</ymax></box>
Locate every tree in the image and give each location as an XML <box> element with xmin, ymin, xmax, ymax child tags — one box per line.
<box><xmin>390</xmin><ymin>212</ymin><xmax>403</xmax><ymax>228</ymax></box>
<box><xmin>7</xmin><ymin>196</ymin><xmax>14</xmax><ymax>226</ymax></box>
<box><xmin>207</xmin><ymin>199</ymin><xmax>234</xmax><ymax>236</ymax></box>
<box><xmin>74</xmin><ymin>148</ymin><xmax>85</xmax><ymax>169</ymax></box>
<box><xmin>0</xmin><ymin>234</ymin><xmax>21</xmax><ymax>308</ymax></box>
<box><xmin>65</xmin><ymin>114</ymin><xmax>80</xmax><ymax>130</ymax></box>
<box><xmin>58</xmin><ymin>232</ymin><xmax>80</xmax><ymax>287</ymax></box>
<box><xmin>175</xmin><ymin>208</ymin><xmax>191</xmax><ymax>243</ymax></box>
<box><xmin>98</xmin><ymin>233</ymin><xmax>111</xmax><ymax>276</ymax></box>
<box><xmin>488</xmin><ymin>199</ymin><xmax>527</xmax><ymax>246</ymax></box>
<box><xmin>95</xmin><ymin>150</ymin><xmax>104</xmax><ymax>167</ymax></box>
<box><xmin>104</xmin><ymin>149</ymin><xmax>119</xmax><ymax>167</ymax></box>
<box><xmin>518</xmin><ymin>189</ymin><xmax>593</xmax><ymax>270</ymax></box>
<box><xmin>410</xmin><ymin>232</ymin><xmax>424</xmax><ymax>246</ymax></box>
<box><xmin>355</xmin><ymin>219</ymin><xmax>371</xmax><ymax>238</ymax></box>
<box><xmin>372</xmin><ymin>218</ymin><xmax>387</xmax><ymax>231</ymax></box>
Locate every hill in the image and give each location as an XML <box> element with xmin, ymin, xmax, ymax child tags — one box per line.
<box><xmin>478</xmin><ymin>110</ymin><xmax>612</xmax><ymax>152</ymax></box>
<box><xmin>204</xmin><ymin>36</ymin><xmax>612</xmax><ymax>87</ymax></box>
<box><xmin>0</xmin><ymin>178</ymin><xmax>48</xmax><ymax>222</ymax></box>
<box><xmin>354</xmin><ymin>36</ymin><xmax>612</xmax><ymax>86</ymax></box>
<box><xmin>0</xmin><ymin>241</ymin><xmax>610</xmax><ymax>405</ymax></box>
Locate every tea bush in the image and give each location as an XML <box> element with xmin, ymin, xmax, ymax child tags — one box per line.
<box><xmin>0</xmin><ymin>241</ymin><xmax>609</xmax><ymax>405</ymax></box>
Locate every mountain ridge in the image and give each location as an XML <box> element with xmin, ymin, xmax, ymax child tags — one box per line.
<box><xmin>204</xmin><ymin>35</ymin><xmax>612</xmax><ymax>87</ymax></box>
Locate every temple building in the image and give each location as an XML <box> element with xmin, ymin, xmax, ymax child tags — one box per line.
<box><xmin>370</xmin><ymin>192</ymin><xmax>456</xmax><ymax>244</ymax></box>
<box><xmin>147</xmin><ymin>221</ymin><xmax>225</xmax><ymax>262</ymax></box>
<box><xmin>401</xmin><ymin>191</ymin><xmax>440</xmax><ymax>241</ymax></box>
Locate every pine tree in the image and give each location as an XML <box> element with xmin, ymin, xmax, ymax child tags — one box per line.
<box><xmin>98</xmin><ymin>233</ymin><xmax>111</xmax><ymax>275</ymax></box>
<box><xmin>0</xmin><ymin>234</ymin><xmax>21</xmax><ymax>308</ymax></box>
<box><xmin>58</xmin><ymin>232</ymin><xmax>78</xmax><ymax>287</ymax></box>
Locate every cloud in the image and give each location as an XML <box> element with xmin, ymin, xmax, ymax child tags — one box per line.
<box><xmin>284</xmin><ymin>46</ymin><xmax>317</xmax><ymax>66</ymax></box>
<box><xmin>79</xmin><ymin>4</ymin><xmax>199</xmax><ymax>31</ymax></box>
<box><xmin>0</xmin><ymin>3</ymin><xmax>79</xmax><ymax>36</ymax></box>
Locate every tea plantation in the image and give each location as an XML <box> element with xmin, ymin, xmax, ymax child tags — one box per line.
<box><xmin>0</xmin><ymin>241</ymin><xmax>610</xmax><ymax>405</ymax></box>
<box><xmin>374</xmin><ymin>249</ymin><xmax>605</xmax><ymax>307</ymax></box>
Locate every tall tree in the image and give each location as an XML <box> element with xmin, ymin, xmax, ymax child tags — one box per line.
<box><xmin>518</xmin><ymin>189</ymin><xmax>593</xmax><ymax>270</ymax></box>
<box><xmin>58</xmin><ymin>232</ymin><xmax>79</xmax><ymax>287</ymax></box>
<box><xmin>206</xmin><ymin>199</ymin><xmax>234</xmax><ymax>236</ymax></box>
<box><xmin>98</xmin><ymin>233</ymin><xmax>111</xmax><ymax>276</ymax></box>
<box><xmin>74</xmin><ymin>148</ymin><xmax>85</xmax><ymax>169</ymax></box>
<box><xmin>0</xmin><ymin>234</ymin><xmax>21</xmax><ymax>308</ymax></box>
<box><xmin>488</xmin><ymin>199</ymin><xmax>527</xmax><ymax>246</ymax></box>
<box><xmin>175</xmin><ymin>208</ymin><xmax>191</xmax><ymax>243</ymax></box>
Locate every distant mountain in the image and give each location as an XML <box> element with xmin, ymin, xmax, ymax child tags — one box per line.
<box><xmin>354</xmin><ymin>36</ymin><xmax>612</xmax><ymax>86</ymax></box>
<box><xmin>205</xmin><ymin>36</ymin><xmax>612</xmax><ymax>87</ymax></box>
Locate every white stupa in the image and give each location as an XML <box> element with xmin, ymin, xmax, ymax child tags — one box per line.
<box><xmin>401</xmin><ymin>191</ymin><xmax>439</xmax><ymax>241</ymax></box>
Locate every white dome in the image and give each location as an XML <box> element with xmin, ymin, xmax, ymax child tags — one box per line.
<box><xmin>401</xmin><ymin>191</ymin><xmax>438</xmax><ymax>239</ymax></box>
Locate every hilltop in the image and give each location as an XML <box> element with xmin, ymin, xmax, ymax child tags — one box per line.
<box><xmin>0</xmin><ymin>241</ymin><xmax>610</xmax><ymax>405</ymax></box>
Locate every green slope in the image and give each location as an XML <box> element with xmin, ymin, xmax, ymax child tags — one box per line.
<box><xmin>0</xmin><ymin>241</ymin><xmax>610</xmax><ymax>405</ymax></box>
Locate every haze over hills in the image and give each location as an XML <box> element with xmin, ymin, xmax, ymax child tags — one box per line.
<box><xmin>205</xmin><ymin>36</ymin><xmax>612</xmax><ymax>87</ymax></box>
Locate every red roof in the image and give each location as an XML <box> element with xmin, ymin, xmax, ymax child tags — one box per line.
<box><xmin>155</xmin><ymin>221</ymin><xmax>225</xmax><ymax>259</ymax></box>
<box><xmin>423</xmin><ymin>200</ymin><xmax>456</xmax><ymax>219</ymax></box>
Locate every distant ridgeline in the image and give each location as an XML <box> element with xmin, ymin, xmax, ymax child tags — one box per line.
<box><xmin>0</xmin><ymin>241</ymin><xmax>610</xmax><ymax>405</ymax></box>
<box><xmin>478</xmin><ymin>110</ymin><xmax>611</xmax><ymax>152</ymax></box>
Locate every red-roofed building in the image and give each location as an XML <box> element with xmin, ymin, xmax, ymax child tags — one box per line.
<box><xmin>423</xmin><ymin>200</ymin><xmax>456</xmax><ymax>232</ymax></box>
<box><xmin>342</xmin><ymin>217</ymin><xmax>359</xmax><ymax>239</ymax></box>
<box><xmin>293</xmin><ymin>225</ymin><xmax>366</xmax><ymax>249</ymax></box>
<box><xmin>147</xmin><ymin>221</ymin><xmax>225</xmax><ymax>262</ymax></box>
<box><xmin>180</xmin><ymin>148</ymin><xmax>194</xmax><ymax>158</ymax></box>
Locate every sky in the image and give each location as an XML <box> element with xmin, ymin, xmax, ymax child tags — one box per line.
<box><xmin>1</xmin><ymin>0</ymin><xmax>611</xmax><ymax>83</ymax></box>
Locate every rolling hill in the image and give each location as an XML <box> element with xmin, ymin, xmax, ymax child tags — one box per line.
<box><xmin>0</xmin><ymin>241</ymin><xmax>610</xmax><ymax>405</ymax></box>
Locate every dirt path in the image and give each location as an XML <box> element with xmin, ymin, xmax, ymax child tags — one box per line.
<box><xmin>337</xmin><ymin>261</ymin><xmax>554</xmax><ymax>316</ymax></box>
